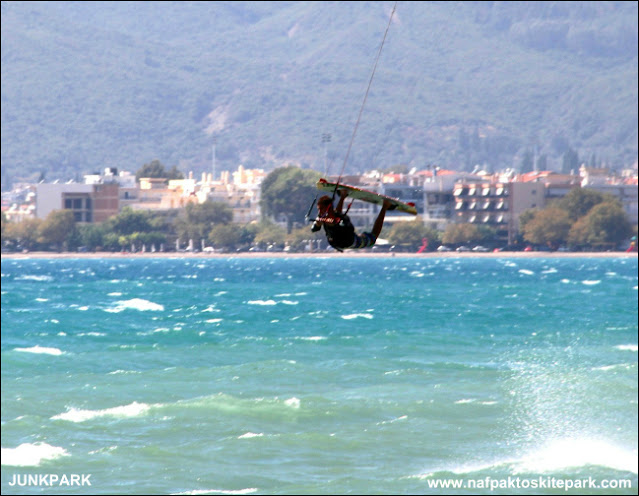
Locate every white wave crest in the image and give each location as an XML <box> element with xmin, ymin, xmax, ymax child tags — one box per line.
<box><xmin>172</xmin><ymin>489</ymin><xmax>258</xmax><ymax>495</ymax></box>
<box><xmin>284</xmin><ymin>397</ymin><xmax>301</xmax><ymax>409</ymax></box>
<box><xmin>238</xmin><ymin>432</ymin><xmax>264</xmax><ymax>439</ymax></box>
<box><xmin>105</xmin><ymin>298</ymin><xmax>164</xmax><ymax>313</ymax></box>
<box><xmin>615</xmin><ymin>344</ymin><xmax>638</xmax><ymax>352</ymax></box>
<box><xmin>16</xmin><ymin>275</ymin><xmax>54</xmax><ymax>282</ymax></box>
<box><xmin>341</xmin><ymin>313</ymin><xmax>374</xmax><ymax>320</ymax></box>
<box><xmin>1</xmin><ymin>442</ymin><xmax>69</xmax><ymax>466</ymax></box>
<box><xmin>51</xmin><ymin>401</ymin><xmax>151</xmax><ymax>422</ymax></box>
<box><xmin>582</xmin><ymin>280</ymin><xmax>601</xmax><ymax>285</ymax></box>
<box><xmin>14</xmin><ymin>346</ymin><xmax>64</xmax><ymax>356</ymax></box>
<box><xmin>247</xmin><ymin>299</ymin><xmax>277</xmax><ymax>306</ymax></box>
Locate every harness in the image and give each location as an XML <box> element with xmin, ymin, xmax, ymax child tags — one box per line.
<box><xmin>314</xmin><ymin>211</ymin><xmax>355</xmax><ymax>251</ymax></box>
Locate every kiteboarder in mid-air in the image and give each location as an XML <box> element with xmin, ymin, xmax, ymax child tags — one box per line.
<box><xmin>311</xmin><ymin>189</ymin><xmax>392</xmax><ymax>251</ymax></box>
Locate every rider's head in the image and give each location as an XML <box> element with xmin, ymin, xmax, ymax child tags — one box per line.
<box><xmin>317</xmin><ymin>195</ymin><xmax>333</xmax><ymax>214</ymax></box>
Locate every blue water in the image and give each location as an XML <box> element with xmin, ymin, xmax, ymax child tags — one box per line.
<box><xmin>1</xmin><ymin>256</ymin><xmax>637</xmax><ymax>495</ymax></box>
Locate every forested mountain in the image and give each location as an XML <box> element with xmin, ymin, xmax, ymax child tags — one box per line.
<box><xmin>1</xmin><ymin>1</ymin><xmax>637</xmax><ymax>189</ymax></box>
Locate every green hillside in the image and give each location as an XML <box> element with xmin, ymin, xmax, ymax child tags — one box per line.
<box><xmin>1</xmin><ymin>1</ymin><xmax>637</xmax><ymax>189</ymax></box>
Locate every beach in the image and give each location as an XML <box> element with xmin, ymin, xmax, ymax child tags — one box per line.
<box><xmin>2</xmin><ymin>250</ymin><xmax>637</xmax><ymax>260</ymax></box>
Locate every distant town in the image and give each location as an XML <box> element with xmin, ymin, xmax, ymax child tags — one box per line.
<box><xmin>2</xmin><ymin>160</ymin><xmax>638</xmax><ymax>253</ymax></box>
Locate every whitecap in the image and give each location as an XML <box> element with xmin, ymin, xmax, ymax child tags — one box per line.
<box><xmin>172</xmin><ymin>489</ymin><xmax>258</xmax><ymax>496</ymax></box>
<box><xmin>105</xmin><ymin>298</ymin><xmax>164</xmax><ymax>312</ymax></box>
<box><xmin>15</xmin><ymin>275</ymin><xmax>54</xmax><ymax>282</ymax></box>
<box><xmin>519</xmin><ymin>269</ymin><xmax>534</xmax><ymax>275</ymax></box>
<box><xmin>14</xmin><ymin>346</ymin><xmax>64</xmax><ymax>356</ymax></box>
<box><xmin>592</xmin><ymin>364</ymin><xmax>632</xmax><ymax>371</ymax></box>
<box><xmin>1</xmin><ymin>442</ymin><xmax>69</xmax><ymax>466</ymax></box>
<box><xmin>454</xmin><ymin>399</ymin><xmax>476</xmax><ymax>404</ymax></box>
<box><xmin>284</xmin><ymin>397</ymin><xmax>300</xmax><ymax>409</ymax></box>
<box><xmin>377</xmin><ymin>415</ymin><xmax>408</xmax><ymax>425</ymax></box>
<box><xmin>297</xmin><ymin>336</ymin><xmax>326</xmax><ymax>341</ymax></box>
<box><xmin>615</xmin><ymin>344</ymin><xmax>638</xmax><ymax>352</ymax></box>
<box><xmin>341</xmin><ymin>313</ymin><xmax>374</xmax><ymax>320</ymax></box>
<box><xmin>582</xmin><ymin>280</ymin><xmax>601</xmax><ymax>285</ymax></box>
<box><xmin>247</xmin><ymin>299</ymin><xmax>277</xmax><ymax>306</ymax></box>
<box><xmin>238</xmin><ymin>432</ymin><xmax>264</xmax><ymax>439</ymax></box>
<box><xmin>51</xmin><ymin>401</ymin><xmax>151</xmax><ymax>422</ymax></box>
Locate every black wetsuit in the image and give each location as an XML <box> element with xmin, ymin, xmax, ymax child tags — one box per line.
<box><xmin>311</xmin><ymin>212</ymin><xmax>355</xmax><ymax>251</ymax></box>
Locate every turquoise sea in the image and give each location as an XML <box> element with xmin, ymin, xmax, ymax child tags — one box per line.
<box><xmin>1</xmin><ymin>256</ymin><xmax>637</xmax><ymax>495</ymax></box>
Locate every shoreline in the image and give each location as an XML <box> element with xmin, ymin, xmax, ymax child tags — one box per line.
<box><xmin>2</xmin><ymin>251</ymin><xmax>637</xmax><ymax>260</ymax></box>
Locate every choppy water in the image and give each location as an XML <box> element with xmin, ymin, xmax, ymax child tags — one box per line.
<box><xmin>1</xmin><ymin>256</ymin><xmax>637</xmax><ymax>494</ymax></box>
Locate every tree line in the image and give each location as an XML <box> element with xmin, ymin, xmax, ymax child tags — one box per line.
<box><xmin>1</xmin><ymin>166</ymin><xmax>636</xmax><ymax>253</ymax></box>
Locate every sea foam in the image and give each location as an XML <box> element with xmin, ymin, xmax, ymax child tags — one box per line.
<box><xmin>1</xmin><ymin>442</ymin><xmax>69</xmax><ymax>466</ymax></box>
<box><xmin>14</xmin><ymin>346</ymin><xmax>64</xmax><ymax>356</ymax></box>
<box><xmin>105</xmin><ymin>298</ymin><xmax>164</xmax><ymax>312</ymax></box>
<box><xmin>51</xmin><ymin>401</ymin><xmax>152</xmax><ymax>422</ymax></box>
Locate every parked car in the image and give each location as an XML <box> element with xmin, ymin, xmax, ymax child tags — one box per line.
<box><xmin>472</xmin><ymin>245</ymin><xmax>489</xmax><ymax>252</ymax></box>
<box><xmin>437</xmin><ymin>245</ymin><xmax>452</xmax><ymax>252</ymax></box>
<box><xmin>456</xmin><ymin>246</ymin><xmax>471</xmax><ymax>252</ymax></box>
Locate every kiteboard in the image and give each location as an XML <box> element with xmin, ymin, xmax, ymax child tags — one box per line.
<box><xmin>316</xmin><ymin>178</ymin><xmax>417</xmax><ymax>215</ymax></box>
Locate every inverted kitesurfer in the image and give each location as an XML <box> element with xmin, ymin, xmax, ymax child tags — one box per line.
<box><xmin>311</xmin><ymin>189</ymin><xmax>391</xmax><ymax>251</ymax></box>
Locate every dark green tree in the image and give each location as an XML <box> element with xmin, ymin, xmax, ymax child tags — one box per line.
<box><xmin>135</xmin><ymin>159</ymin><xmax>184</xmax><ymax>182</ymax></box>
<box><xmin>556</xmin><ymin>188</ymin><xmax>612</xmax><ymax>221</ymax></box>
<box><xmin>4</xmin><ymin>217</ymin><xmax>43</xmax><ymax>251</ymax></box>
<box><xmin>260</xmin><ymin>166</ymin><xmax>321</xmax><ymax>232</ymax></box>
<box><xmin>387</xmin><ymin>219</ymin><xmax>440</xmax><ymax>250</ymax></box>
<box><xmin>520</xmin><ymin>149</ymin><xmax>534</xmax><ymax>173</ymax></box>
<box><xmin>442</xmin><ymin>223</ymin><xmax>484</xmax><ymax>245</ymax></box>
<box><xmin>78</xmin><ymin>223</ymin><xmax>106</xmax><ymax>251</ymax></box>
<box><xmin>562</xmin><ymin>148</ymin><xmax>580</xmax><ymax>174</ymax></box>
<box><xmin>185</xmin><ymin>201</ymin><xmax>232</xmax><ymax>226</ymax></box>
<box><xmin>208</xmin><ymin>223</ymin><xmax>243</xmax><ymax>250</ymax></box>
<box><xmin>568</xmin><ymin>202</ymin><xmax>632</xmax><ymax>249</ymax></box>
<box><xmin>522</xmin><ymin>207</ymin><xmax>572</xmax><ymax>248</ymax></box>
<box><xmin>175</xmin><ymin>200</ymin><xmax>232</xmax><ymax>247</ymax></box>
<box><xmin>536</xmin><ymin>154</ymin><xmax>548</xmax><ymax>171</ymax></box>
<box><xmin>38</xmin><ymin>210</ymin><xmax>77</xmax><ymax>251</ymax></box>
<box><xmin>105</xmin><ymin>207</ymin><xmax>155</xmax><ymax>235</ymax></box>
